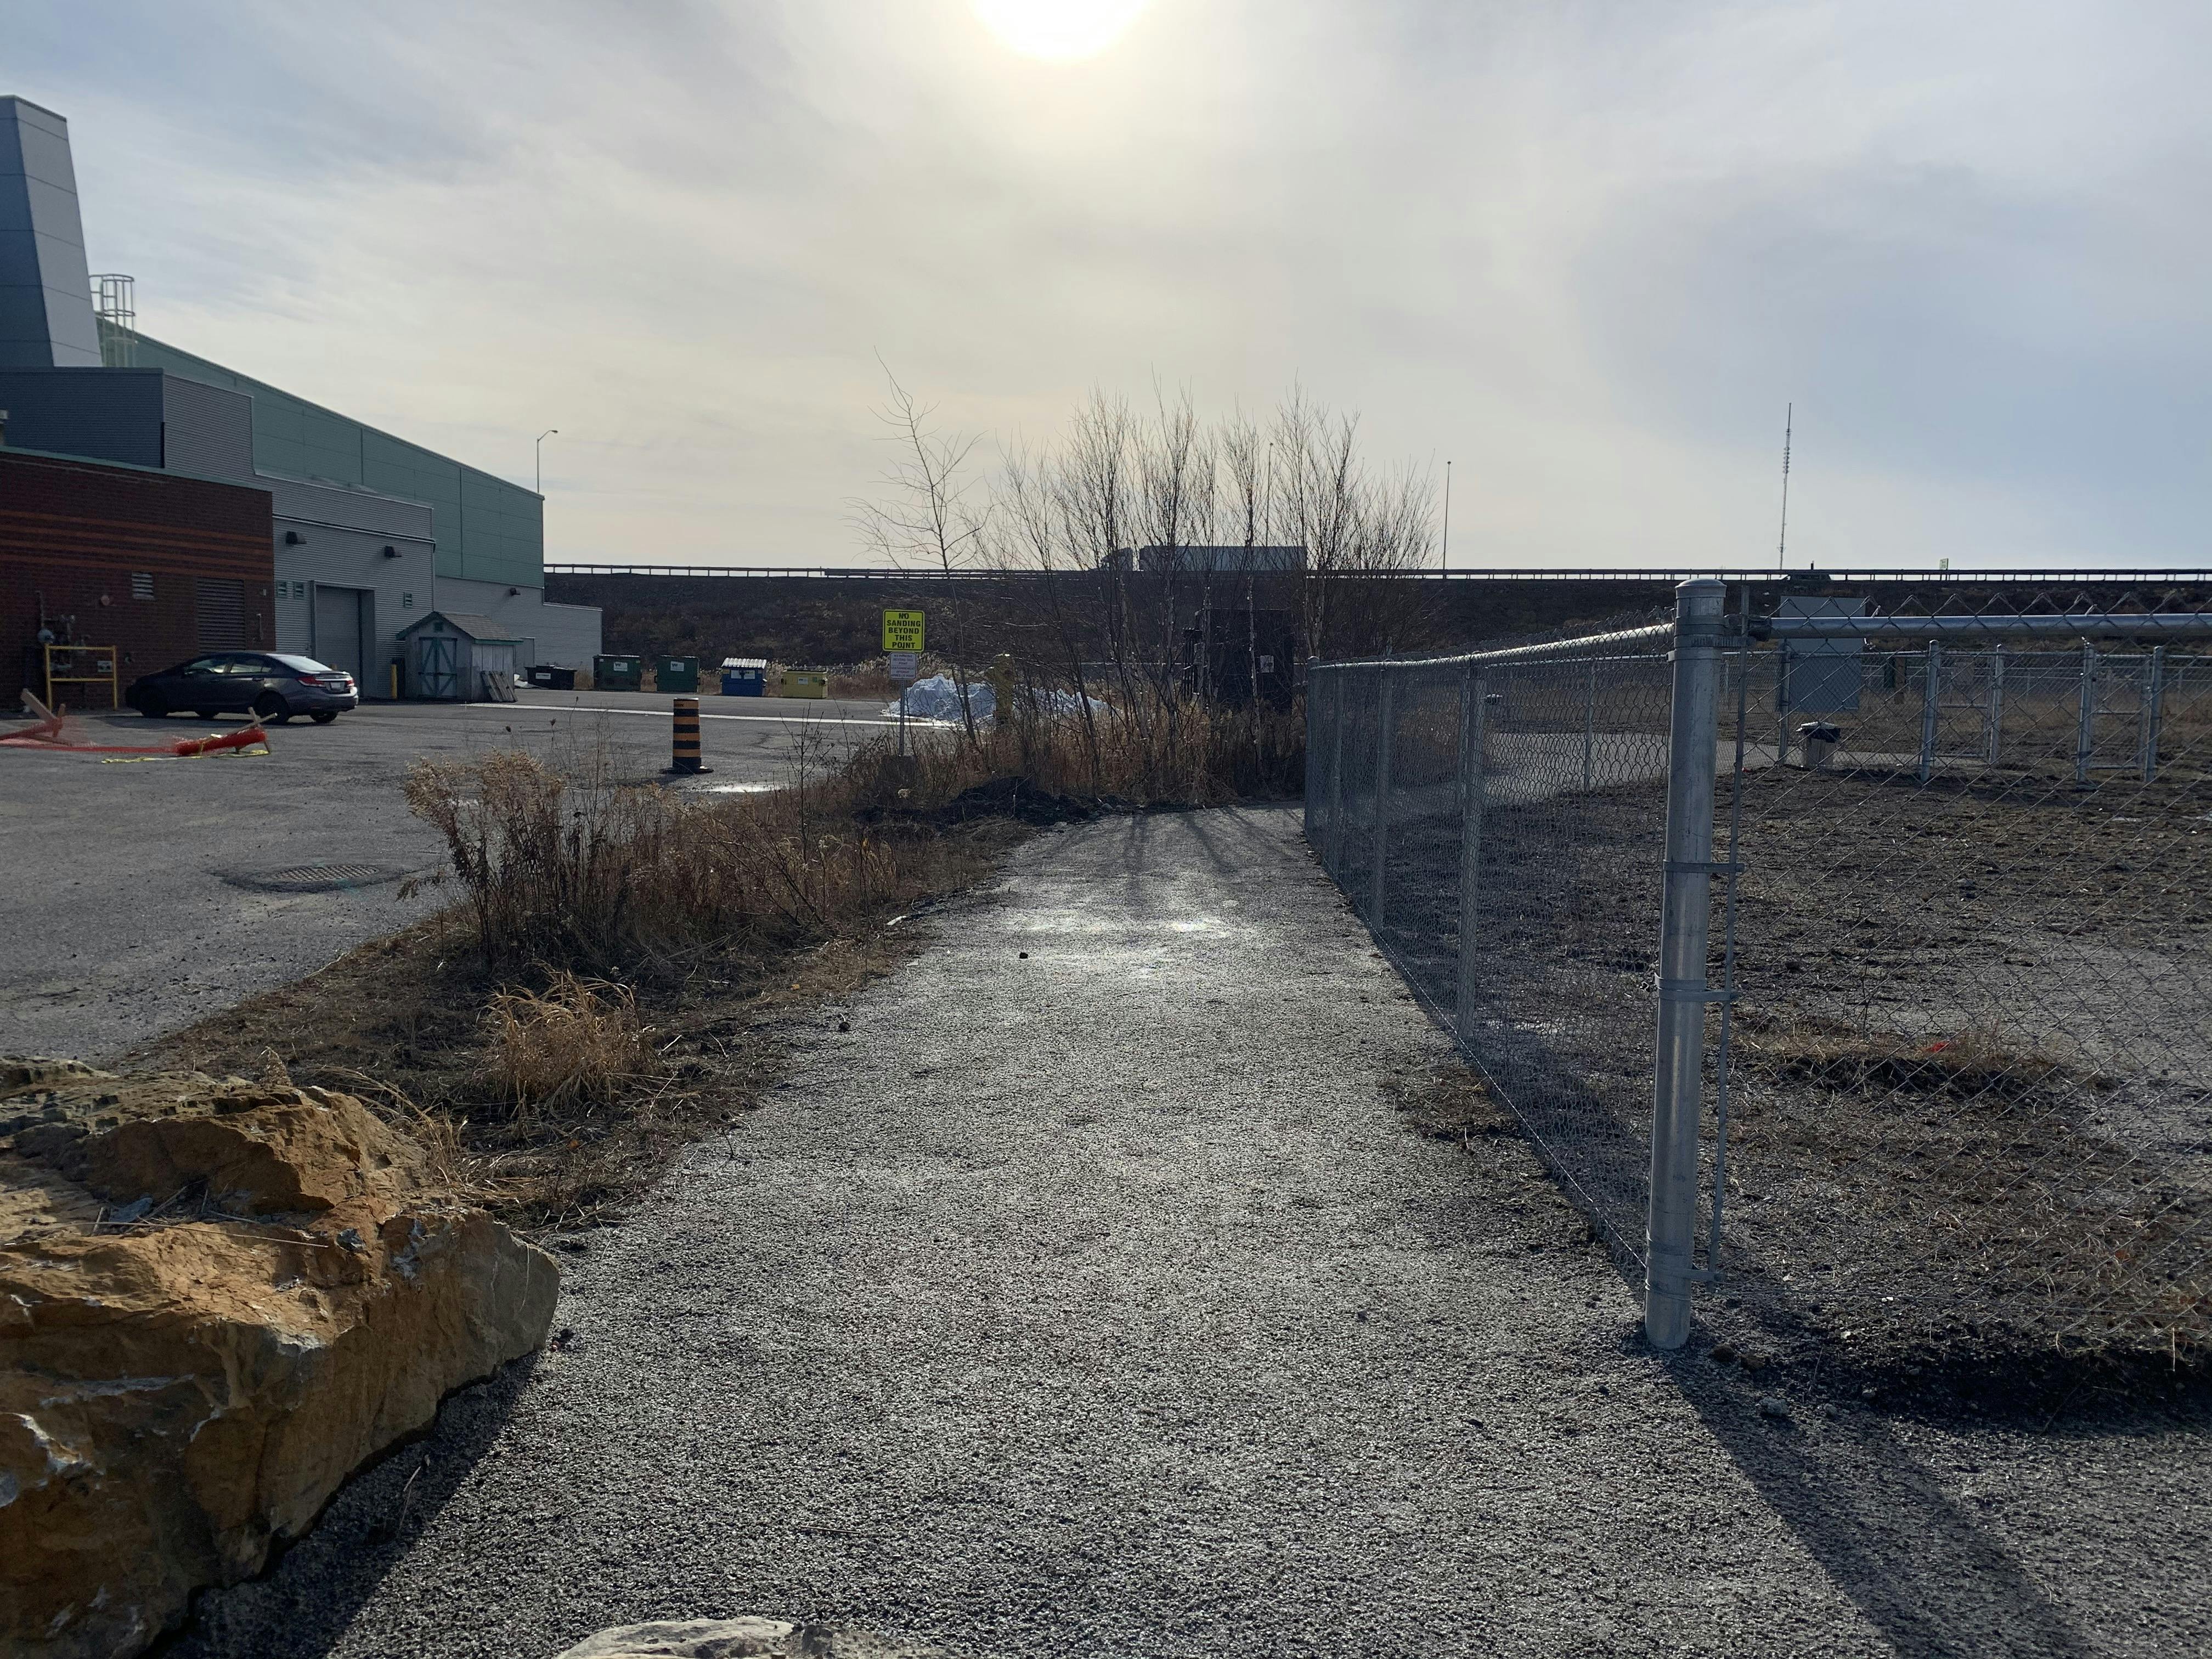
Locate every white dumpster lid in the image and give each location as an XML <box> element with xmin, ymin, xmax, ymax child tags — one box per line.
<box><xmin>720</xmin><ymin>657</ymin><xmax>769</xmax><ymax>670</ymax></box>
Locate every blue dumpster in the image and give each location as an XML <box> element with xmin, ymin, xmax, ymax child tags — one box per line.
<box><xmin>720</xmin><ymin>657</ymin><xmax>768</xmax><ymax>696</ymax></box>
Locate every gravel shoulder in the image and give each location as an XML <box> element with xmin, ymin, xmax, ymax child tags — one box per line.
<box><xmin>176</xmin><ymin>806</ymin><xmax>2207</xmax><ymax>1658</ymax></box>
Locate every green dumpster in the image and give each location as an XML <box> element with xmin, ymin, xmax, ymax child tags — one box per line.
<box><xmin>656</xmin><ymin>654</ymin><xmax>701</xmax><ymax>693</ymax></box>
<box><xmin>593</xmin><ymin>653</ymin><xmax>643</xmax><ymax>692</ymax></box>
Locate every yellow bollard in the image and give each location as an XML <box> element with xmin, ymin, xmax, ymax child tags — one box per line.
<box><xmin>668</xmin><ymin>696</ymin><xmax>709</xmax><ymax>774</ymax></box>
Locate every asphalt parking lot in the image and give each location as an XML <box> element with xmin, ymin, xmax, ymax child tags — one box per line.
<box><xmin>0</xmin><ymin>690</ymin><xmax>905</xmax><ymax>1062</ymax></box>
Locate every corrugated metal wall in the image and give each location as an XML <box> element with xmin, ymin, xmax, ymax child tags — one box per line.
<box><xmin>160</xmin><ymin>376</ymin><xmax>254</xmax><ymax>481</ymax></box>
<box><xmin>98</xmin><ymin>318</ymin><xmax>546</xmax><ymax>589</ymax></box>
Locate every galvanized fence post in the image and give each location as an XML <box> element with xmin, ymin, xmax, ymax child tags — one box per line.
<box><xmin>1303</xmin><ymin>667</ymin><xmax>1319</xmax><ymax>843</ymax></box>
<box><xmin>1918</xmin><ymin>640</ymin><xmax>1942</xmax><ymax>783</ymax></box>
<box><xmin>1645</xmin><ymin>578</ymin><xmax>1727</xmax><ymax>1351</ymax></box>
<box><xmin>2142</xmin><ymin>646</ymin><xmax>2168</xmax><ymax>783</ymax></box>
<box><xmin>2075</xmin><ymin>641</ymin><xmax>2098</xmax><ymax>787</ymax></box>
<box><xmin>1326</xmin><ymin>670</ymin><xmax>1349</xmax><ymax>877</ymax></box>
<box><xmin>1583</xmin><ymin>655</ymin><xmax>1598</xmax><ymax>790</ymax></box>
<box><xmin>1455</xmin><ymin>666</ymin><xmax>1489</xmax><ymax>1040</ymax></box>
<box><xmin>1987</xmin><ymin>646</ymin><xmax>2006</xmax><ymax>765</ymax></box>
<box><xmin>1370</xmin><ymin>667</ymin><xmax>1396</xmax><ymax>927</ymax></box>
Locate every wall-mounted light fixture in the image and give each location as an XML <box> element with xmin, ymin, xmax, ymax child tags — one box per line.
<box><xmin>382</xmin><ymin>545</ymin><xmax>399</xmax><ymax>558</ymax></box>
<box><xmin>507</xmin><ymin>586</ymin><xmax>520</xmax><ymax>596</ymax></box>
<box><xmin>283</xmin><ymin>530</ymin><xmax>304</xmax><ymax>545</ymax></box>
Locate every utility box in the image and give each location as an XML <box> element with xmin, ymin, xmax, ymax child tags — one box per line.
<box><xmin>720</xmin><ymin>657</ymin><xmax>768</xmax><ymax>696</ymax></box>
<box><xmin>526</xmin><ymin>664</ymin><xmax>577</xmax><ymax>690</ymax></box>
<box><xmin>656</xmin><ymin>654</ymin><xmax>700</xmax><ymax>693</ymax></box>
<box><xmin>782</xmin><ymin>669</ymin><xmax>829</xmax><ymax>699</ymax></box>
<box><xmin>593</xmin><ymin>653</ymin><xmax>642</xmax><ymax>692</ymax></box>
<box><xmin>1797</xmin><ymin>720</ymin><xmax>1842</xmax><ymax>771</ymax></box>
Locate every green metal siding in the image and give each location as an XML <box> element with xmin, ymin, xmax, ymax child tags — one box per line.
<box><xmin>99</xmin><ymin>318</ymin><xmax>542</xmax><ymax>585</ymax></box>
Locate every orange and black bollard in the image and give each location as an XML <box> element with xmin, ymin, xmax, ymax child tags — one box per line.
<box><xmin>668</xmin><ymin>696</ymin><xmax>710</xmax><ymax>774</ymax></box>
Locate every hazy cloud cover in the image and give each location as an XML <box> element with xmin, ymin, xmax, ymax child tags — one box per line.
<box><xmin>10</xmin><ymin>1</ymin><xmax>2207</xmax><ymax>568</ymax></box>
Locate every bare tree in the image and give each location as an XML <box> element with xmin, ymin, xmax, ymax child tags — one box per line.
<box><xmin>857</xmin><ymin>377</ymin><xmax>1439</xmax><ymax>797</ymax></box>
<box><xmin>849</xmin><ymin>368</ymin><xmax>990</xmax><ymax>743</ymax></box>
<box><xmin>995</xmin><ymin>442</ymin><xmax>1106</xmax><ymax>787</ymax></box>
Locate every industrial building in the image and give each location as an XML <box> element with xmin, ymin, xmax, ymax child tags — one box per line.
<box><xmin>0</xmin><ymin>94</ymin><xmax>599</xmax><ymax>698</ymax></box>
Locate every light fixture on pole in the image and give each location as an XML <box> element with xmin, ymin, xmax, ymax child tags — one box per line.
<box><xmin>535</xmin><ymin>428</ymin><xmax>558</xmax><ymax>494</ymax></box>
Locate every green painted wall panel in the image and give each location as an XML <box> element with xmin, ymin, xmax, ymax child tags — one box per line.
<box><xmin>102</xmin><ymin>319</ymin><xmax>541</xmax><ymax>586</ymax></box>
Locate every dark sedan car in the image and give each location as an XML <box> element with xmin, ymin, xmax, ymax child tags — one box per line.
<box><xmin>126</xmin><ymin>652</ymin><xmax>359</xmax><ymax>724</ymax></box>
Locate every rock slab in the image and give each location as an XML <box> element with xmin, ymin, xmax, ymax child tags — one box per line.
<box><xmin>1</xmin><ymin>1060</ymin><xmax>560</xmax><ymax>1657</ymax></box>
<box><xmin>555</xmin><ymin>1620</ymin><xmax>935</xmax><ymax>1658</ymax></box>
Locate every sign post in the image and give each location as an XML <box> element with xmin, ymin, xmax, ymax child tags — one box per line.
<box><xmin>883</xmin><ymin>611</ymin><xmax>926</xmax><ymax>755</ymax></box>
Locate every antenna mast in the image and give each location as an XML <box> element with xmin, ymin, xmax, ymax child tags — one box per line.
<box><xmin>1776</xmin><ymin>403</ymin><xmax>1792</xmax><ymax>571</ymax></box>
<box><xmin>1441</xmin><ymin>459</ymin><xmax>1452</xmax><ymax>569</ymax></box>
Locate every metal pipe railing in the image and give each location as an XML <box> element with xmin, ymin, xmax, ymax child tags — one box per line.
<box><xmin>1645</xmin><ymin>578</ymin><xmax>1728</xmax><ymax>1350</ymax></box>
<box><xmin>1757</xmin><ymin>612</ymin><xmax>2212</xmax><ymax>642</ymax></box>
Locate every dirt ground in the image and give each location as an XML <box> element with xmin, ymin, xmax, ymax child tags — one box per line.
<box><xmin>1355</xmin><ymin>737</ymin><xmax>2212</xmax><ymax>1384</ymax></box>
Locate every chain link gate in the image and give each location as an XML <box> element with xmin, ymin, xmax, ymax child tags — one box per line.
<box><xmin>1308</xmin><ymin>580</ymin><xmax>2212</xmax><ymax>1358</ymax></box>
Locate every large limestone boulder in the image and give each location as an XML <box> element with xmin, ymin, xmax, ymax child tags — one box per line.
<box><xmin>1</xmin><ymin>1060</ymin><xmax>559</xmax><ymax>1658</ymax></box>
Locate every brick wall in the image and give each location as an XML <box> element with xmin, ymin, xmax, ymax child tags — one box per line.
<box><xmin>0</xmin><ymin>448</ymin><xmax>274</xmax><ymax>706</ymax></box>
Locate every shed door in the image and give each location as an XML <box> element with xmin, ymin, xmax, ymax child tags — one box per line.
<box><xmin>415</xmin><ymin>633</ymin><xmax>463</xmax><ymax>700</ymax></box>
<box><xmin>195</xmin><ymin>578</ymin><xmax>247</xmax><ymax>649</ymax></box>
<box><xmin>313</xmin><ymin>586</ymin><xmax>369</xmax><ymax>684</ymax></box>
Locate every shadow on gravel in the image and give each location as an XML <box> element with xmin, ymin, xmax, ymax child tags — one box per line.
<box><xmin>1674</xmin><ymin>1359</ymin><xmax>2096</xmax><ymax>1659</ymax></box>
<box><xmin>159</xmin><ymin>1353</ymin><xmax>543</xmax><ymax>1659</ymax></box>
<box><xmin>1374</xmin><ymin>902</ymin><xmax>2125</xmax><ymax>1659</ymax></box>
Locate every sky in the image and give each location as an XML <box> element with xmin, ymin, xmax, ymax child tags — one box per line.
<box><xmin>10</xmin><ymin>0</ymin><xmax>2209</xmax><ymax>571</ymax></box>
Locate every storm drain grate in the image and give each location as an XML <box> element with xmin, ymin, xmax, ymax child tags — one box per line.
<box><xmin>222</xmin><ymin>862</ymin><xmax>415</xmax><ymax>894</ymax></box>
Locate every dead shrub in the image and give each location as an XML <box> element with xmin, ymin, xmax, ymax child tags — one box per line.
<box><xmin>490</xmin><ymin>973</ymin><xmax>661</xmax><ymax>1115</ymax></box>
<box><xmin>405</xmin><ymin>693</ymin><xmax>1301</xmax><ymax>974</ymax></box>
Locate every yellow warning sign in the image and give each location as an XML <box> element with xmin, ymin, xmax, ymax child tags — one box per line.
<box><xmin>882</xmin><ymin>610</ymin><xmax>926</xmax><ymax>652</ymax></box>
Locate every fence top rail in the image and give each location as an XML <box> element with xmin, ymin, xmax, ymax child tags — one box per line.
<box><xmin>1311</xmin><ymin>620</ymin><xmax>1675</xmax><ymax>673</ymax></box>
<box><xmin>1754</xmin><ymin>611</ymin><xmax>2212</xmax><ymax>642</ymax></box>
<box><xmin>549</xmin><ymin>563</ymin><xmax>2212</xmax><ymax>584</ymax></box>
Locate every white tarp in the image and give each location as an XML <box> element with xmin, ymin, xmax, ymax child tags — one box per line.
<box><xmin>884</xmin><ymin>674</ymin><xmax>1108</xmax><ymax>724</ymax></box>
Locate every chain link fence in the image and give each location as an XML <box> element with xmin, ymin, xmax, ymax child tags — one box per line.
<box><xmin>1308</xmin><ymin>583</ymin><xmax>2212</xmax><ymax>1358</ymax></box>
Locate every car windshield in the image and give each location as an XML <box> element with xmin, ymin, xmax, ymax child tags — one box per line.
<box><xmin>269</xmin><ymin>654</ymin><xmax>336</xmax><ymax>674</ymax></box>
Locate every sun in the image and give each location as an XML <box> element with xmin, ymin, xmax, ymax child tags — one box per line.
<box><xmin>973</xmin><ymin>0</ymin><xmax>1148</xmax><ymax>61</ymax></box>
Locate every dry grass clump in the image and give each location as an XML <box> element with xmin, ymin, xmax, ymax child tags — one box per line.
<box><xmin>1734</xmin><ymin>1013</ymin><xmax>2090</xmax><ymax>1103</ymax></box>
<box><xmin>405</xmin><ymin>700</ymin><xmax>1303</xmax><ymax>973</ymax></box>
<box><xmin>490</xmin><ymin>973</ymin><xmax>662</xmax><ymax>1115</ymax></box>
<box><xmin>826</xmin><ymin>660</ymin><xmax>898</xmax><ymax>699</ymax></box>
<box><xmin>909</xmin><ymin>692</ymin><xmax>1305</xmax><ymax>806</ymax></box>
<box><xmin>1720</xmin><ymin>1008</ymin><xmax>2207</xmax><ymax>1356</ymax></box>
<box><xmin>404</xmin><ymin>748</ymin><xmax>949</xmax><ymax>971</ymax></box>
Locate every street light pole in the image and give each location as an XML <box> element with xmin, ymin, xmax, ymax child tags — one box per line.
<box><xmin>535</xmin><ymin>428</ymin><xmax>558</xmax><ymax>494</ymax></box>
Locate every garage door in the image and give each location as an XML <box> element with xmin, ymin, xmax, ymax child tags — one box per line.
<box><xmin>195</xmin><ymin>578</ymin><xmax>247</xmax><ymax>648</ymax></box>
<box><xmin>313</xmin><ymin>586</ymin><xmax>369</xmax><ymax>684</ymax></box>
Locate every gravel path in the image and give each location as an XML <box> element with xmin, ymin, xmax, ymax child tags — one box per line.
<box><xmin>179</xmin><ymin>807</ymin><xmax>2207</xmax><ymax>1658</ymax></box>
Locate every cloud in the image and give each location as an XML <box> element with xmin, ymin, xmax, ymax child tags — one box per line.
<box><xmin>10</xmin><ymin>0</ymin><xmax>2207</xmax><ymax>568</ymax></box>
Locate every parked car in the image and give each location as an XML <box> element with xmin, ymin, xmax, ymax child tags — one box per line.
<box><xmin>126</xmin><ymin>652</ymin><xmax>359</xmax><ymax>724</ymax></box>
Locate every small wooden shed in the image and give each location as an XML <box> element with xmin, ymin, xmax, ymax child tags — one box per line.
<box><xmin>397</xmin><ymin>612</ymin><xmax>520</xmax><ymax>701</ymax></box>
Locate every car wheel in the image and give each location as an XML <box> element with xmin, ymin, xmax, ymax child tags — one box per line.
<box><xmin>134</xmin><ymin>691</ymin><xmax>169</xmax><ymax>718</ymax></box>
<box><xmin>252</xmin><ymin>692</ymin><xmax>292</xmax><ymax>724</ymax></box>
<box><xmin>310</xmin><ymin>710</ymin><xmax>338</xmax><ymax>725</ymax></box>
